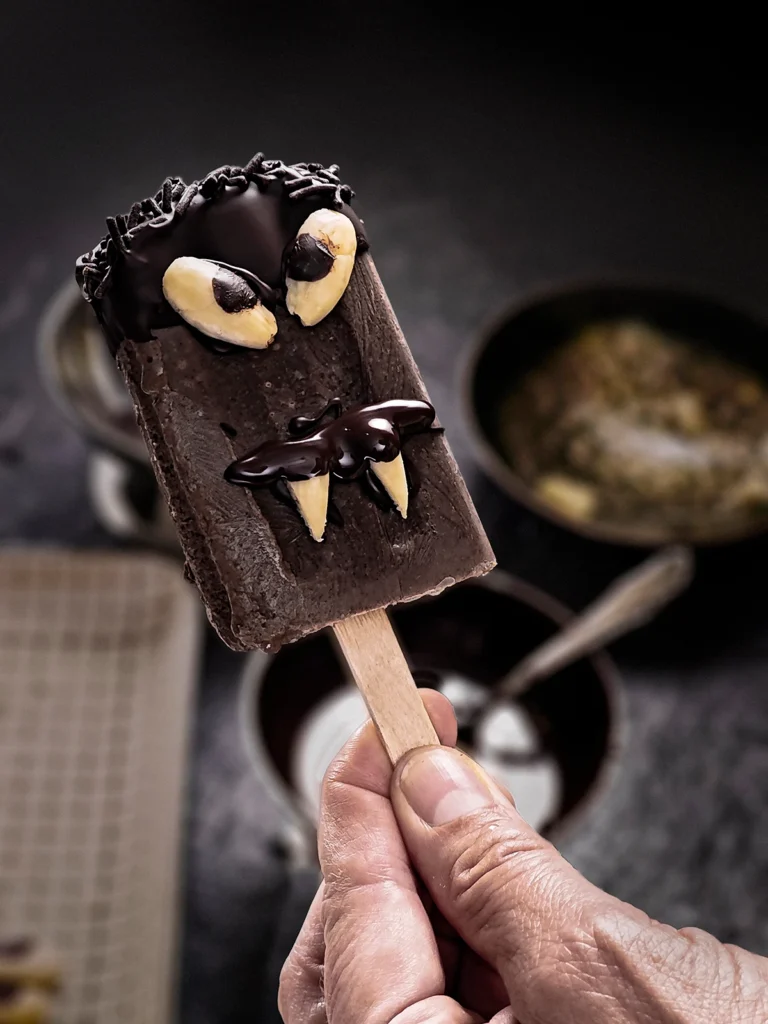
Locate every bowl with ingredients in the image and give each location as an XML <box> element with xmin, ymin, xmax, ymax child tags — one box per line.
<box><xmin>465</xmin><ymin>284</ymin><xmax>768</xmax><ymax>545</ymax></box>
<box><xmin>240</xmin><ymin>571</ymin><xmax>623</xmax><ymax>862</ymax></box>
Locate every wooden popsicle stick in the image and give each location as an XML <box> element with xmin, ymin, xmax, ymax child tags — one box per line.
<box><xmin>333</xmin><ymin>607</ymin><xmax>440</xmax><ymax>764</ymax></box>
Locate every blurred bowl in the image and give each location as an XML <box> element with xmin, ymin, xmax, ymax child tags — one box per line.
<box><xmin>464</xmin><ymin>283</ymin><xmax>768</xmax><ymax>546</ymax></box>
<box><xmin>37</xmin><ymin>280</ymin><xmax>178</xmax><ymax>551</ymax></box>
<box><xmin>38</xmin><ymin>280</ymin><xmax>147</xmax><ymax>464</ymax></box>
<box><xmin>239</xmin><ymin>571</ymin><xmax>624</xmax><ymax>863</ymax></box>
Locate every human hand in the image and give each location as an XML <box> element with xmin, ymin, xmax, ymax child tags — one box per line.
<box><xmin>279</xmin><ymin>690</ymin><xmax>768</xmax><ymax>1023</ymax></box>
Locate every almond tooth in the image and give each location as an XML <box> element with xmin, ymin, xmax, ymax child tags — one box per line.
<box><xmin>298</xmin><ymin>208</ymin><xmax>357</xmax><ymax>257</ymax></box>
<box><xmin>285</xmin><ymin>210</ymin><xmax>357</xmax><ymax>326</ymax></box>
<box><xmin>372</xmin><ymin>454</ymin><xmax>409</xmax><ymax>518</ymax></box>
<box><xmin>288</xmin><ymin>474</ymin><xmax>330</xmax><ymax>541</ymax></box>
<box><xmin>162</xmin><ymin>256</ymin><xmax>277</xmax><ymax>349</ymax></box>
<box><xmin>286</xmin><ymin>254</ymin><xmax>354</xmax><ymax>327</ymax></box>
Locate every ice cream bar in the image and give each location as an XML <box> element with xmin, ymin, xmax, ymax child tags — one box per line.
<box><xmin>76</xmin><ymin>154</ymin><xmax>495</xmax><ymax>758</ymax></box>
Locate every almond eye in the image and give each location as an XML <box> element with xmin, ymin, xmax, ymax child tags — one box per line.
<box><xmin>285</xmin><ymin>209</ymin><xmax>357</xmax><ymax>326</ymax></box>
<box><xmin>162</xmin><ymin>257</ymin><xmax>278</xmax><ymax>349</ymax></box>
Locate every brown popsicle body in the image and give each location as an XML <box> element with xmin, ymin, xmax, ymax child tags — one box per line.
<box><xmin>117</xmin><ymin>253</ymin><xmax>495</xmax><ymax>651</ymax></box>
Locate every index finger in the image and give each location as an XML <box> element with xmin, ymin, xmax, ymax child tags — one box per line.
<box><xmin>319</xmin><ymin>689</ymin><xmax>457</xmax><ymax>1024</ymax></box>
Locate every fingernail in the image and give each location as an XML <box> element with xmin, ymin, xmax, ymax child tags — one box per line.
<box><xmin>398</xmin><ymin>747</ymin><xmax>495</xmax><ymax>825</ymax></box>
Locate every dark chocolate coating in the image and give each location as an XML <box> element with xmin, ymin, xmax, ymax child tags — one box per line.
<box><xmin>78</xmin><ymin>152</ymin><xmax>494</xmax><ymax>651</ymax></box>
<box><xmin>225</xmin><ymin>399</ymin><xmax>437</xmax><ymax>486</ymax></box>
<box><xmin>76</xmin><ymin>156</ymin><xmax>366</xmax><ymax>347</ymax></box>
<box><xmin>115</xmin><ymin>254</ymin><xmax>495</xmax><ymax>651</ymax></box>
<box><xmin>286</xmin><ymin>234</ymin><xmax>335</xmax><ymax>282</ymax></box>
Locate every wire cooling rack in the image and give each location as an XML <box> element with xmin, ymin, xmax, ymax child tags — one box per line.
<box><xmin>0</xmin><ymin>548</ymin><xmax>200</xmax><ymax>1023</ymax></box>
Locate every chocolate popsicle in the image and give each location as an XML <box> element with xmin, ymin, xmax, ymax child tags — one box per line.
<box><xmin>76</xmin><ymin>154</ymin><xmax>495</xmax><ymax>757</ymax></box>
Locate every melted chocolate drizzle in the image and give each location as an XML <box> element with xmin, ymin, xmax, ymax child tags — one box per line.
<box><xmin>288</xmin><ymin>399</ymin><xmax>343</xmax><ymax>437</ymax></box>
<box><xmin>286</xmin><ymin>234</ymin><xmax>335</xmax><ymax>282</ymax></box>
<box><xmin>76</xmin><ymin>154</ymin><xmax>367</xmax><ymax>349</ymax></box>
<box><xmin>210</xmin><ymin>260</ymin><xmax>277</xmax><ymax>309</ymax></box>
<box><xmin>225</xmin><ymin>399</ymin><xmax>439</xmax><ymax>499</ymax></box>
<box><xmin>212</xmin><ymin>266</ymin><xmax>261</xmax><ymax>313</ymax></box>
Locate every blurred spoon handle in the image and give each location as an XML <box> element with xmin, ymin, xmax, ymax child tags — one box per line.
<box><xmin>498</xmin><ymin>545</ymin><xmax>694</xmax><ymax>700</ymax></box>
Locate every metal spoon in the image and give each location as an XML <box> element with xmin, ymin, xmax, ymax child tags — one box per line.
<box><xmin>496</xmin><ymin>543</ymin><xmax>694</xmax><ymax>701</ymax></box>
<box><xmin>443</xmin><ymin>545</ymin><xmax>694</xmax><ymax>731</ymax></box>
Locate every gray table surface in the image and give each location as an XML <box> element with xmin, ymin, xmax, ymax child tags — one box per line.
<box><xmin>1</xmin><ymin>6</ymin><xmax>767</xmax><ymax>1021</ymax></box>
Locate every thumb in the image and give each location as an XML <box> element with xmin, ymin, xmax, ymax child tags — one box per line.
<box><xmin>390</xmin><ymin>745</ymin><xmax>638</xmax><ymax>1020</ymax></box>
<box><xmin>391</xmin><ymin>745</ymin><xmax>768</xmax><ymax>1024</ymax></box>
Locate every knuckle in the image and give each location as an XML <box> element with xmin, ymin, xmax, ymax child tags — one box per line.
<box><xmin>389</xmin><ymin>995</ymin><xmax>481</xmax><ymax>1023</ymax></box>
<box><xmin>683</xmin><ymin>930</ymin><xmax>768</xmax><ymax>1017</ymax></box>
<box><xmin>590</xmin><ymin>908</ymin><xmax>686</xmax><ymax>984</ymax></box>
<box><xmin>322</xmin><ymin>858</ymin><xmax>401</xmax><ymax>907</ymax></box>
<box><xmin>588</xmin><ymin>912</ymin><xmax>768</xmax><ymax>1020</ymax></box>
<box><xmin>277</xmin><ymin>946</ymin><xmax>324</xmax><ymax>1023</ymax></box>
<box><xmin>444</xmin><ymin>812</ymin><xmax>551</xmax><ymax>949</ymax></box>
<box><xmin>276</xmin><ymin>955</ymin><xmax>299</xmax><ymax>1019</ymax></box>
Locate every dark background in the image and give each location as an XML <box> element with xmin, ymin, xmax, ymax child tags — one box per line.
<box><xmin>1</xmin><ymin>5</ymin><xmax>767</xmax><ymax>1022</ymax></box>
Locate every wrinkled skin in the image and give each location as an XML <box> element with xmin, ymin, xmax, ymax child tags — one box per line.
<box><xmin>279</xmin><ymin>690</ymin><xmax>768</xmax><ymax>1024</ymax></box>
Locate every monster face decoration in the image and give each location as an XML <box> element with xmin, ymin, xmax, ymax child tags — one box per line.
<box><xmin>77</xmin><ymin>155</ymin><xmax>367</xmax><ymax>350</ymax></box>
<box><xmin>76</xmin><ymin>150</ymin><xmax>494</xmax><ymax>652</ymax></box>
<box><xmin>81</xmin><ymin>154</ymin><xmax>442</xmax><ymax>540</ymax></box>
<box><xmin>76</xmin><ymin>155</ymin><xmax>440</xmax><ymax>543</ymax></box>
<box><xmin>162</xmin><ymin>207</ymin><xmax>358</xmax><ymax>345</ymax></box>
<box><xmin>224</xmin><ymin>399</ymin><xmax>441</xmax><ymax>541</ymax></box>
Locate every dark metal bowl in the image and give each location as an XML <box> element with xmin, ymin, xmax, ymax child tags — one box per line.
<box><xmin>463</xmin><ymin>282</ymin><xmax>768</xmax><ymax>547</ymax></box>
<box><xmin>37</xmin><ymin>280</ymin><xmax>178</xmax><ymax>551</ymax></box>
<box><xmin>240</xmin><ymin>570</ymin><xmax>624</xmax><ymax>861</ymax></box>
<box><xmin>38</xmin><ymin>280</ymin><xmax>147</xmax><ymax>464</ymax></box>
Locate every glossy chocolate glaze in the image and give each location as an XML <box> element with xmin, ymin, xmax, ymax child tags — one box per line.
<box><xmin>225</xmin><ymin>399</ymin><xmax>437</xmax><ymax>487</ymax></box>
<box><xmin>76</xmin><ymin>155</ymin><xmax>367</xmax><ymax>348</ymax></box>
<box><xmin>285</xmin><ymin>234</ymin><xmax>335</xmax><ymax>282</ymax></box>
<box><xmin>211</xmin><ymin>265</ymin><xmax>262</xmax><ymax>313</ymax></box>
